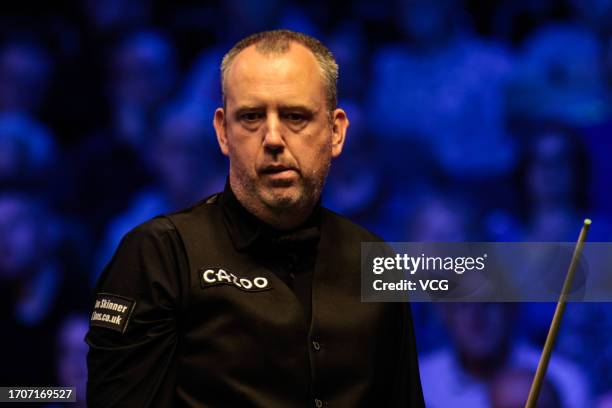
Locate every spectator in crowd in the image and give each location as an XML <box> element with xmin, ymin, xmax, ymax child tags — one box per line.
<box><xmin>520</xmin><ymin>126</ymin><xmax>591</xmax><ymax>242</ymax></box>
<box><xmin>507</xmin><ymin>0</ymin><xmax>612</xmax><ymax>128</ymax></box>
<box><xmin>326</xmin><ymin>23</ymin><xmax>370</xmax><ymax>101</ymax></box>
<box><xmin>106</xmin><ymin>30</ymin><xmax>178</xmax><ymax>150</ymax></box>
<box><xmin>598</xmin><ymin>390</ymin><xmax>612</xmax><ymax>408</ymax></box>
<box><xmin>419</xmin><ymin>302</ymin><xmax>590</xmax><ymax>407</ymax></box>
<box><xmin>93</xmin><ymin>101</ymin><xmax>225</xmax><ymax>279</ymax></box>
<box><xmin>0</xmin><ymin>192</ymin><xmax>88</xmax><ymax>386</ymax></box>
<box><xmin>219</xmin><ymin>0</ymin><xmax>284</xmax><ymax>41</ymax></box>
<box><xmin>70</xmin><ymin>30</ymin><xmax>178</xmax><ymax>240</ymax></box>
<box><xmin>81</xmin><ymin>0</ymin><xmax>153</xmax><ymax>37</ymax></box>
<box><xmin>566</xmin><ymin>0</ymin><xmax>612</xmax><ymax>38</ymax></box>
<box><xmin>406</xmin><ymin>192</ymin><xmax>474</xmax><ymax>243</ymax></box>
<box><xmin>322</xmin><ymin>101</ymin><xmax>388</xmax><ymax>233</ymax></box>
<box><xmin>0</xmin><ymin>112</ymin><xmax>57</xmax><ymax>188</ymax></box>
<box><xmin>179</xmin><ymin>46</ymin><xmax>225</xmax><ymax>121</ymax></box>
<box><xmin>484</xmin><ymin>124</ymin><xmax>608</xmax><ymax>242</ymax></box>
<box><xmin>402</xmin><ymin>193</ymin><xmax>474</xmax><ymax>355</ymax></box>
<box><xmin>489</xmin><ymin>367</ymin><xmax>560</xmax><ymax>408</ymax></box>
<box><xmin>489</xmin><ymin>0</ymin><xmax>565</xmax><ymax>45</ymax></box>
<box><xmin>580</xmin><ymin>34</ymin><xmax>612</xmax><ymax>217</ymax></box>
<box><xmin>54</xmin><ymin>314</ymin><xmax>89</xmax><ymax>408</ymax></box>
<box><xmin>484</xmin><ymin>125</ymin><xmax>612</xmax><ymax>395</ymax></box>
<box><xmin>0</xmin><ymin>40</ymin><xmax>53</xmax><ymax>115</ymax></box>
<box><xmin>368</xmin><ymin>0</ymin><xmax>517</xmax><ymax>181</ymax></box>
<box><xmin>508</xmin><ymin>22</ymin><xmax>608</xmax><ymax>127</ymax></box>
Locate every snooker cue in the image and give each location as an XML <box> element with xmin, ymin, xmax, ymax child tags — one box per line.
<box><xmin>525</xmin><ymin>218</ymin><xmax>591</xmax><ymax>408</ymax></box>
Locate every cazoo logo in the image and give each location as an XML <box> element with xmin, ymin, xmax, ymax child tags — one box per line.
<box><xmin>199</xmin><ymin>268</ymin><xmax>272</xmax><ymax>292</ymax></box>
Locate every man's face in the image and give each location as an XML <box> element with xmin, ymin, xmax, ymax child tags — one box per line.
<box><xmin>214</xmin><ymin>43</ymin><xmax>347</xmax><ymax>216</ymax></box>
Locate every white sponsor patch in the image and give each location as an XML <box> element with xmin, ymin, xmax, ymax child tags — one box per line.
<box><xmin>90</xmin><ymin>293</ymin><xmax>136</xmax><ymax>333</ymax></box>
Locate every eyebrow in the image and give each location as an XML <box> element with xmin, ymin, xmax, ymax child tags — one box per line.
<box><xmin>233</xmin><ymin>104</ymin><xmax>320</xmax><ymax>117</ymax></box>
<box><xmin>233</xmin><ymin>105</ymin><xmax>264</xmax><ymax>113</ymax></box>
<box><xmin>232</xmin><ymin>106</ymin><xmax>264</xmax><ymax>121</ymax></box>
<box><xmin>234</xmin><ymin>103</ymin><xmax>317</xmax><ymax>110</ymax></box>
<box><xmin>278</xmin><ymin>105</ymin><xmax>319</xmax><ymax>114</ymax></box>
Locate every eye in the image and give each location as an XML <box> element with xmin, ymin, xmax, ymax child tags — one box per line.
<box><xmin>287</xmin><ymin>113</ymin><xmax>303</xmax><ymax>121</ymax></box>
<box><xmin>283</xmin><ymin>112</ymin><xmax>309</xmax><ymax>125</ymax></box>
<box><xmin>240</xmin><ymin>112</ymin><xmax>263</xmax><ymax>122</ymax></box>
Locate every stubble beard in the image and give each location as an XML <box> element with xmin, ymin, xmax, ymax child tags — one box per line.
<box><xmin>231</xmin><ymin>159</ymin><xmax>331</xmax><ymax>226</ymax></box>
<box><xmin>257</xmin><ymin>162</ymin><xmax>329</xmax><ymax>214</ymax></box>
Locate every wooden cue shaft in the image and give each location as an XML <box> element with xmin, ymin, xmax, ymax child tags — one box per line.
<box><xmin>525</xmin><ymin>219</ymin><xmax>591</xmax><ymax>408</ymax></box>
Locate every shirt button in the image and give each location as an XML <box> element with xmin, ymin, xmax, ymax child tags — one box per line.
<box><xmin>314</xmin><ymin>398</ymin><xmax>323</xmax><ymax>408</ymax></box>
<box><xmin>312</xmin><ymin>340</ymin><xmax>321</xmax><ymax>351</ymax></box>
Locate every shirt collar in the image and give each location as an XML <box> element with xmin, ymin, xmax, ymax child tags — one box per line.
<box><xmin>219</xmin><ymin>180</ymin><xmax>321</xmax><ymax>251</ymax></box>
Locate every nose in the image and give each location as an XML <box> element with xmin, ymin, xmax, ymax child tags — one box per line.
<box><xmin>262</xmin><ymin>113</ymin><xmax>284</xmax><ymax>154</ymax></box>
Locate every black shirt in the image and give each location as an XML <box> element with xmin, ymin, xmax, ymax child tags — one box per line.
<box><xmin>221</xmin><ymin>184</ymin><xmax>320</xmax><ymax>321</ymax></box>
<box><xmin>86</xmin><ymin>184</ymin><xmax>424</xmax><ymax>407</ymax></box>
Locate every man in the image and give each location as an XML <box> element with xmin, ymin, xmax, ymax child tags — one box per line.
<box><xmin>86</xmin><ymin>29</ymin><xmax>424</xmax><ymax>407</ymax></box>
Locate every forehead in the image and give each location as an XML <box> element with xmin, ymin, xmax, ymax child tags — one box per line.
<box><xmin>224</xmin><ymin>43</ymin><xmax>325</xmax><ymax>107</ymax></box>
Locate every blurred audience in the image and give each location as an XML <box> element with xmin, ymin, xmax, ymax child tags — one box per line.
<box><xmin>0</xmin><ymin>112</ymin><xmax>57</xmax><ymax>189</ymax></box>
<box><xmin>0</xmin><ymin>40</ymin><xmax>53</xmax><ymax>115</ymax></box>
<box><xmin>323</xmin><ymin>101</ymin><xmax>388</xmax><ymax>233</ymax></box>
<box><xmin>93</xmin><ymin>102</ymin><xmax>225</xmax><ymax>279</ymax></box>
<box><xmin>368</xmin><ymin>0</ymin><xmax>517</xmax><ymax>180</ymax></box>
<box><xmin>598</xmin><ymin>391</ymin><xmax>612</xmax><ymax>408</ymax></box>
<box><xmin>508</xmin><ymin>24</ymin><xmax>608</xmax><ymax>126</ymax></box>
<box><xmin>519</xmin><ymin>126</ymin><xmax>590</xmax><ymax>242</ymax></box>
<box><xmin>419</xmin><ymin>303</ymin><xmax>590</xmax><ymax>408</ymax></box>
<box><xmin>489</xmin><ymin>368</ymin><xmax>560</xmax><ymax>408</ymax></box>
<box><xmin>107</xmin><ymin>30</ymin><xmax>178</xmax><ymax>150</ymax></box>
<box><xmin>403</xmin><ymin>193</ymin><xmax>474</xmax><ymax>355</ymax></box>
<box><xmin>54</xmin><ymin>314</ymin><xmax>89</xmax><ymax>407</ymax></box>
<box><xmin>68</xmin><ymin>30</ymin><xmax>178</xmax><ymax>240</ymax></box>
<box><xmin>0</xmin><ymin>192</ymin><xmax>88</xmax><ymax>386</ymax></box>
<box><xmin>81</xmin><ymin>0</ymin><xmax>153</xmax><ymax>37</ymax></box>
<box><xmin>0</xmin><ymin>1</ymin><xmax>610</xmax><ymax>402</ymax></box>
<box><xmin>327</xmin><ymin>23</ymin><xmax>369</xmax><ymax>101</ymax></box>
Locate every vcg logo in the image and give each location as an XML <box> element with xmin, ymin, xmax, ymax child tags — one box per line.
<box><xmin>199</xmin><ymin>268</ymin><xmax>271</xmax><ymax>292</ymax></box>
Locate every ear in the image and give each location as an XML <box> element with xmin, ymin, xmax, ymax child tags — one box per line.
<box><xmin>213</xmin><ymin>108</ymin><xmax>229</xmax><ymax>156</ymax></box>
<box><xmin>330</xmin><ymin>108</ymin><xmax>349</xmax><ymax>158</ymax></box>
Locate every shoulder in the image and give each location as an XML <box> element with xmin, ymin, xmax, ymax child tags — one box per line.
<box><xmin>163</xmin><ymin>193</ymin><xmax>222</xmax><ymax>226</ymax></box>
<box><xmin>122</xmin><ymin>216</ymin><xmax>178</xmax><ymax>246</ymax></box>
<box><xmin>100</xmin><ymin>216</ymin><xmax>182</xmax><ymax>278</ymax></box>
<box><xmin>120</xmin><ymin>193</ymin><xmax>224</xmax><ymax>251</ymax></box>
<box><xmin>321</xmin><ymin>207</ymin><xmax>384</xmax><ymax>244</ymax></box>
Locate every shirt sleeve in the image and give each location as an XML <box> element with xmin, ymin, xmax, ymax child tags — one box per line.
<box><xmin>86</xmin><ymin>217</ymin><xmax>188</xmax><ymax>408</ymax></box>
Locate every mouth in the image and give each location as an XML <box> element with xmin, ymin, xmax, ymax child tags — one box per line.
<box><xmin>260</xmin><ymin>165</ymin><xmax>297</xmax><ymax>174</ymax></box>
<box><xmin>259</xmin><ymin>165</ymin><xmax>298</xmax><ymax>182</ymax></box>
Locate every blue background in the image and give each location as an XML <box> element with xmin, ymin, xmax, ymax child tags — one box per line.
<box><xmin>1</xmin><ymin>0</ymin><xmax>611</xmax><ymax>406</ymax></box>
